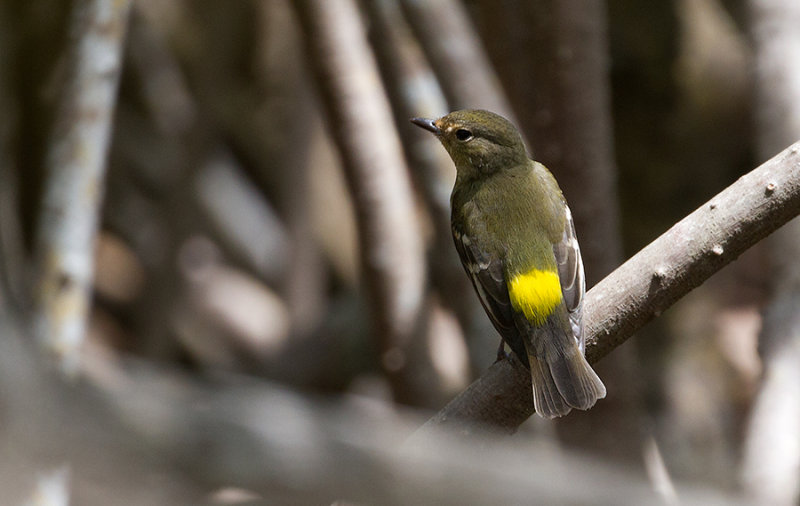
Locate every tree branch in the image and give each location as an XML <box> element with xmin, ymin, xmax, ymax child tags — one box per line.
<box><xmin>415</xmin><ymin>140</ymin><xmax>800</xmax><ymax>435</ymax></box>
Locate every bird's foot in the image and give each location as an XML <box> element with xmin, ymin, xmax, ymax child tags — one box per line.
<box><xmin>495</xmin><ymin>340</ymin><xmax>509</xmax><ymax>363</ymax></box>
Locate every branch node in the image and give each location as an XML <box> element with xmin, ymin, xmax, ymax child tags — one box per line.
<box><xmin>711</xmin><ymin>244</ymin><xmax>724</xmax><ymax>256</ymax></box>
<box><xmin>653</xmin><ymin>266</ymin><xmax>668</xmax><ymax>280</ymax></box>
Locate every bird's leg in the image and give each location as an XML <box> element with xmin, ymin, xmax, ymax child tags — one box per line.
<box><xmin>495</xmin><ymin>339</ymin><xmax>509</xmax><ymax>362</ymax></box>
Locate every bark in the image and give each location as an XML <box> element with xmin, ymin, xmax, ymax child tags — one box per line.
<box><xmin>740</xmin><ymin>1</ymin><xmax>800</xmax><ymax>503</ymax></box>
<box><xmin>413</xmin><ymin>140</ymin><xmax>800</xmax><ymax>435</ymax></box>
<box><xmin>33</xmin><ymin>0</ymin><xmax>132</xmax><ymax>374</ymax></box>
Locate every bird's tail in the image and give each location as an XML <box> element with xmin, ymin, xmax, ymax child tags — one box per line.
<box><xmin>527</xmin><ymin>340</ymin><xmax>606</xmax><ymax>419</ymax></box>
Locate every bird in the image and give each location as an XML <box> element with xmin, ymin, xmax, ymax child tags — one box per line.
<box><xmin>411</xmin><ymin>109</ymin><xmax>606</xmax><ymax>418</ymax></box>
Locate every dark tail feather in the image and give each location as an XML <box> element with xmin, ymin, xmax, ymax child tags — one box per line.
<box><xmin>528</xmin><ymin>354</ymin><xmax>572</xmax><ymax>418</ymax></box>
<box><xmin>527</xmin><ymin>341</ymin><xmax>606</xmax><ymax>418</ymax></box>
<box><xmin>547</xmin><ymin>344</ymin><xmax>606</xmax><ymax>411</ymax></box>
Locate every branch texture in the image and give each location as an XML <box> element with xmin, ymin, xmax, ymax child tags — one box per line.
<box><xmin>417</xmin><ymin>140</ymin><xmax>800</xmax><ymax>434</ymax></box>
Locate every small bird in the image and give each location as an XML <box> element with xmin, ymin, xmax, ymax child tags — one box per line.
<box><xmin>412</xmin><ymin>109</ymin><xmax>606</xmax><ymax>418</ymax></box>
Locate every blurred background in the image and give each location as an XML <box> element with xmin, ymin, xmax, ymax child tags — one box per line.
<box><xmin>0</xmin><ymin>0</ymin><xmax>798</xmax><ymax>504</ymax></box>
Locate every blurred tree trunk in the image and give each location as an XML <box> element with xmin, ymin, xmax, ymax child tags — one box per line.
<box><xmin>0</xmin><ymin>1</ymin><xmax>25</xmax><ymax>305</ymax></box>
<box><xmin>740</xmin><ymin>0</ymin><xmax>800</xmax><ymax>503</ymax></box>
<box><xmin>295</xmin><ymin>0</ymin><xmax>443</xmax><ymax>405</ymax></box>
<box><xmin>363</xmin><ymin>0</ymin><xmax>494</xmax><ymax>376</ymax></box>
<box><xmin>254</xmin><ymin>0</ymin><xmax>327</xmax><ymax>338</ymax></box>
<box><xmin>5</xmin><ymin>0</ymin><xmax>72</xmax><ymax>250</ymax></box>
<box><xmin>106</xmin><ymin>4</ymin><xmax>220</xmax><ymax>362</ymax></box>
<box><xmin>155</xmin><ymin>0</ymin><xmax>329</xmax><ymax>340</ymax></box>
<box><xmin>472</xmin><ymin>0</ymin><xmax>622</xmax><ymax>282</ymax></box>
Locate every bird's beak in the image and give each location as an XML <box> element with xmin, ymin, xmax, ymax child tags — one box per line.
<box><xmin>411</xmin><ymin>117</ymin><xmax>440</xmax><ymax>135</ymax></box>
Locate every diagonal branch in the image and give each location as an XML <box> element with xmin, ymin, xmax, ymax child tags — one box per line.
<box><xmin>415</xmin><ymin>140</ymin><xmax>800</xmax><ymax>435</ymax></box>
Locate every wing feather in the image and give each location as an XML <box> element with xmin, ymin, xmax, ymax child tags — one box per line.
<box><xmin>552</xmin><ymin>205</ymin><xmax>586</xmax><ymax>352</ymax></box>
<box><xmin>452</xmin><ymin>224</ymin><xmax>527</xmax><ymax>363</ymax></box>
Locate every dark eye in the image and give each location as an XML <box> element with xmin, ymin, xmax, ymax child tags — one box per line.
<box><xmin>455</xmin><ymin>129</ymin><xmax>473</xmax><ymax>141</ymax></box>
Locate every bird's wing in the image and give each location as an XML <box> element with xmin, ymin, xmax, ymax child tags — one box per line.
<box><xmin>552</xmin><ymin>205</ymin><xmax>586</xmax><ymax>352</ymax></box>
<box><xmin>452</xmin><ymin>224</ymin><xmax>513</xmax><ymax>333</ymax></box>
<box><xmin>452</xmin><ymin>223</ymin><xmax>527</xmax><ymax>363</ymax></box>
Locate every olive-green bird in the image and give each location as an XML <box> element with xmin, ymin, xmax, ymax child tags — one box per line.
<box><xmin>412</xmin><ymin>109</ymin><xmax>606</xmax><ymax>418</ymax></box>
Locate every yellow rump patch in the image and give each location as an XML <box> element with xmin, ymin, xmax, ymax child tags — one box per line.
<box><xmin>508</xmin><ymin>268</ymin><xmax>563</xmax><ymax>326</ymax></box>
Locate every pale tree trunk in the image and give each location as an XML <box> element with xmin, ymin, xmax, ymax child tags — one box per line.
<box><xmin>34</xmin><ymin>0</ymin><xmax>132</xmax><ymax>374</ymax></box>
<box><xmin>740</xmin><ymin>1</ymin><xmax>800</xmax><ymax>503</ymax></box>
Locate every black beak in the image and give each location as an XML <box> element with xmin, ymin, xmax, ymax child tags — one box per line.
<box><xmin>410</xmin><ymin>117</ymin><xmax>440</xmax><ymax>134</ymax></box>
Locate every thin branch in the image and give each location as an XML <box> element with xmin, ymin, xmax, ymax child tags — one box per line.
<box><xmin>33</xmin><ymin>0</ymin><xmax>132</xmax><ymax>374</ymax></box>
<box><xmin>414</xmin><ymin>140</ymin><xmax>800</xmax><ymax>435</ymax></box>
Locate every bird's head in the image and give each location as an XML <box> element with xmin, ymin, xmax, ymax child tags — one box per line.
<box><xmin>411</xmin><ymin>109</ymin><xmax>528</xmax><ymax>180</ymax></box>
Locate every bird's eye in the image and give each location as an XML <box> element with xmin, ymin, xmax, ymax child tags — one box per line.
<box><xmin>455</xmin><ymin>129</ymin><xmax>473</xmax><ymax>141</ymax></box>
